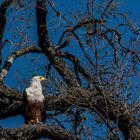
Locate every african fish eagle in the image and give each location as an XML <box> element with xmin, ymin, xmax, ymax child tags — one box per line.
<box><xmin>23</xmin><ymin>76</ymin><xmax>46</xmax><ymax>124</ymax></box>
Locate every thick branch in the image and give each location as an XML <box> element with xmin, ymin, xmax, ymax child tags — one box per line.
<box><xmin>36</xmin><ymin>0</ymin><xmax>78</xmax><ymax>87</ymax></box>
<box><xmin>0</xmin><ymin>0</ymin><xmax>13</xmax><ymax>67</ymax></box>
<box><xmin>45</xmin><ymin>89</ymin><xmax>140</xmax><ymax>140</ymax></box>
<box><xmin>57</xmin><ymin>51</ymin><xmax>96</xmax><ymax>85</ymax></box>
<box><xmin>0</xmin><ymin>82</ymin><xmax>140</xmax><ymax>139</ymax></box>
<box><xmin>0</xmin><ymin>46</ymin><xmax>42</xmax><ymax>81</ymax></box>
<box><xmin>0</xmin><ymin>82</ymin><xmax>22</xmax><ymax>119</ymax></box>
<box><xmin>0</xmin><ymin>123</ymin><xmax>79</xmax><ymax>140</ymax></box>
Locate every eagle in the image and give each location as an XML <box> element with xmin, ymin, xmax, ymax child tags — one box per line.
<box><xmin>23</xmin><ymin>76</ymin><xmax>46</xmax><ymax>124</ymax></box>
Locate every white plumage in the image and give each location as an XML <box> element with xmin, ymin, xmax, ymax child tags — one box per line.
<box><xmin>25</xmin><ymin>76</ymin><xmax>45</xmax><ymax>102</ymax></box>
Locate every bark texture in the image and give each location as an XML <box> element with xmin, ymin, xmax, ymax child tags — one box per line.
<box><xmin>0</xmin><ymin>123</ymin><xmax>79</xmax><ymax>140</ymax></box>
<box><xmin>0</xmin><ymin>0</ymin><xmax>139</xmax><ymax>139</ymax></box>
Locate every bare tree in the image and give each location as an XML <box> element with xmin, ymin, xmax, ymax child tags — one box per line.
<box><xmin>0</xmin><ymin>0</ymin><xmax>140</xmax><ymax>139</ymax></box>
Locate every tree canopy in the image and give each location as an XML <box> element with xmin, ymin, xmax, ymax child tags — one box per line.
<box><xmin>0</xmin><ymin>0</ymin><xmax>140</xmax><ymax>139</ymax></box>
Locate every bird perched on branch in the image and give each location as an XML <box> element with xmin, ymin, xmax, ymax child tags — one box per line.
<box><xmin>23</xmin><ymin>76</ymin><xmax>46</xmax><ymax>124</ymax></box>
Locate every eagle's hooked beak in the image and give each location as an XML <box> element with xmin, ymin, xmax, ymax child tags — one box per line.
<box><xmin>40</xmin><ymin>77</ymin><xmax>46</xmax><ymax>81</ymax></box>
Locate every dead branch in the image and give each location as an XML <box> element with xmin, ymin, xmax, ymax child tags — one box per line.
<box><xmin>0</xmin><ymin>81</ymin><xmax>140</xmax><ymax>139</ymax></box>
<box><xmin>0</xmin><ymin>123</ymin><xmax>79</xmax><ymax>140</ymax></box>
<box><xmin>0</xmin><ymin>0</ymin><xmax>13</xmax><ymax>67</ymax></box>
<box><xmin>0</xmin><ymin>46</ymin><xmax>42</xmax><ymax>81</ymax></box>
<box><xmin>36</xmin><ymin>0</ymin><xmax>79</xmax><ymax>87</ymax></box>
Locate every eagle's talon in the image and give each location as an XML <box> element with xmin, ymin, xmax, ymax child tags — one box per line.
<box><xmin>29</xmin><ymin>120</ymin><xmax>35</xmax><ymax>124</ymax></box>
<box><xmin>37</xmin><ymin>121</ymin><xmax>43</xmax><ymax>124</ymax></box>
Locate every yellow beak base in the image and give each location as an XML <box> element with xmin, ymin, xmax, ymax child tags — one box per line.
<box><xmin>40</xmin><ymin>77</ymin><xmax>46</xmax><ymax>81</ymax></box>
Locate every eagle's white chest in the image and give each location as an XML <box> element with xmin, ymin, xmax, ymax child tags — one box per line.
<box><xmin>25</xmin><ymin>86</ymin><xmax>45</xmax><ymax>103</ymax></box>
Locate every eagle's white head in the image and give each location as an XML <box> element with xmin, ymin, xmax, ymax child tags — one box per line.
<box><xmin>30</xmin><ymin>76</ymin><xmax>46</xmax><ymax>86</ymax></box>
<box><xmin>25</xmin><ymin>76</ymin><xmax>46</xmax><ymax>102</ymax></box>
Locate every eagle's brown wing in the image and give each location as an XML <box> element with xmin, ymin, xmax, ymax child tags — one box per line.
<box><xmin>41</xmin><ymin>99</ymin><xmax>46</xmax><ymax>122</ymax></box>
<box><xmin>23</xmin><ymin>90</ymin><xmax>31</xmax><ymax>124</ymax></box>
